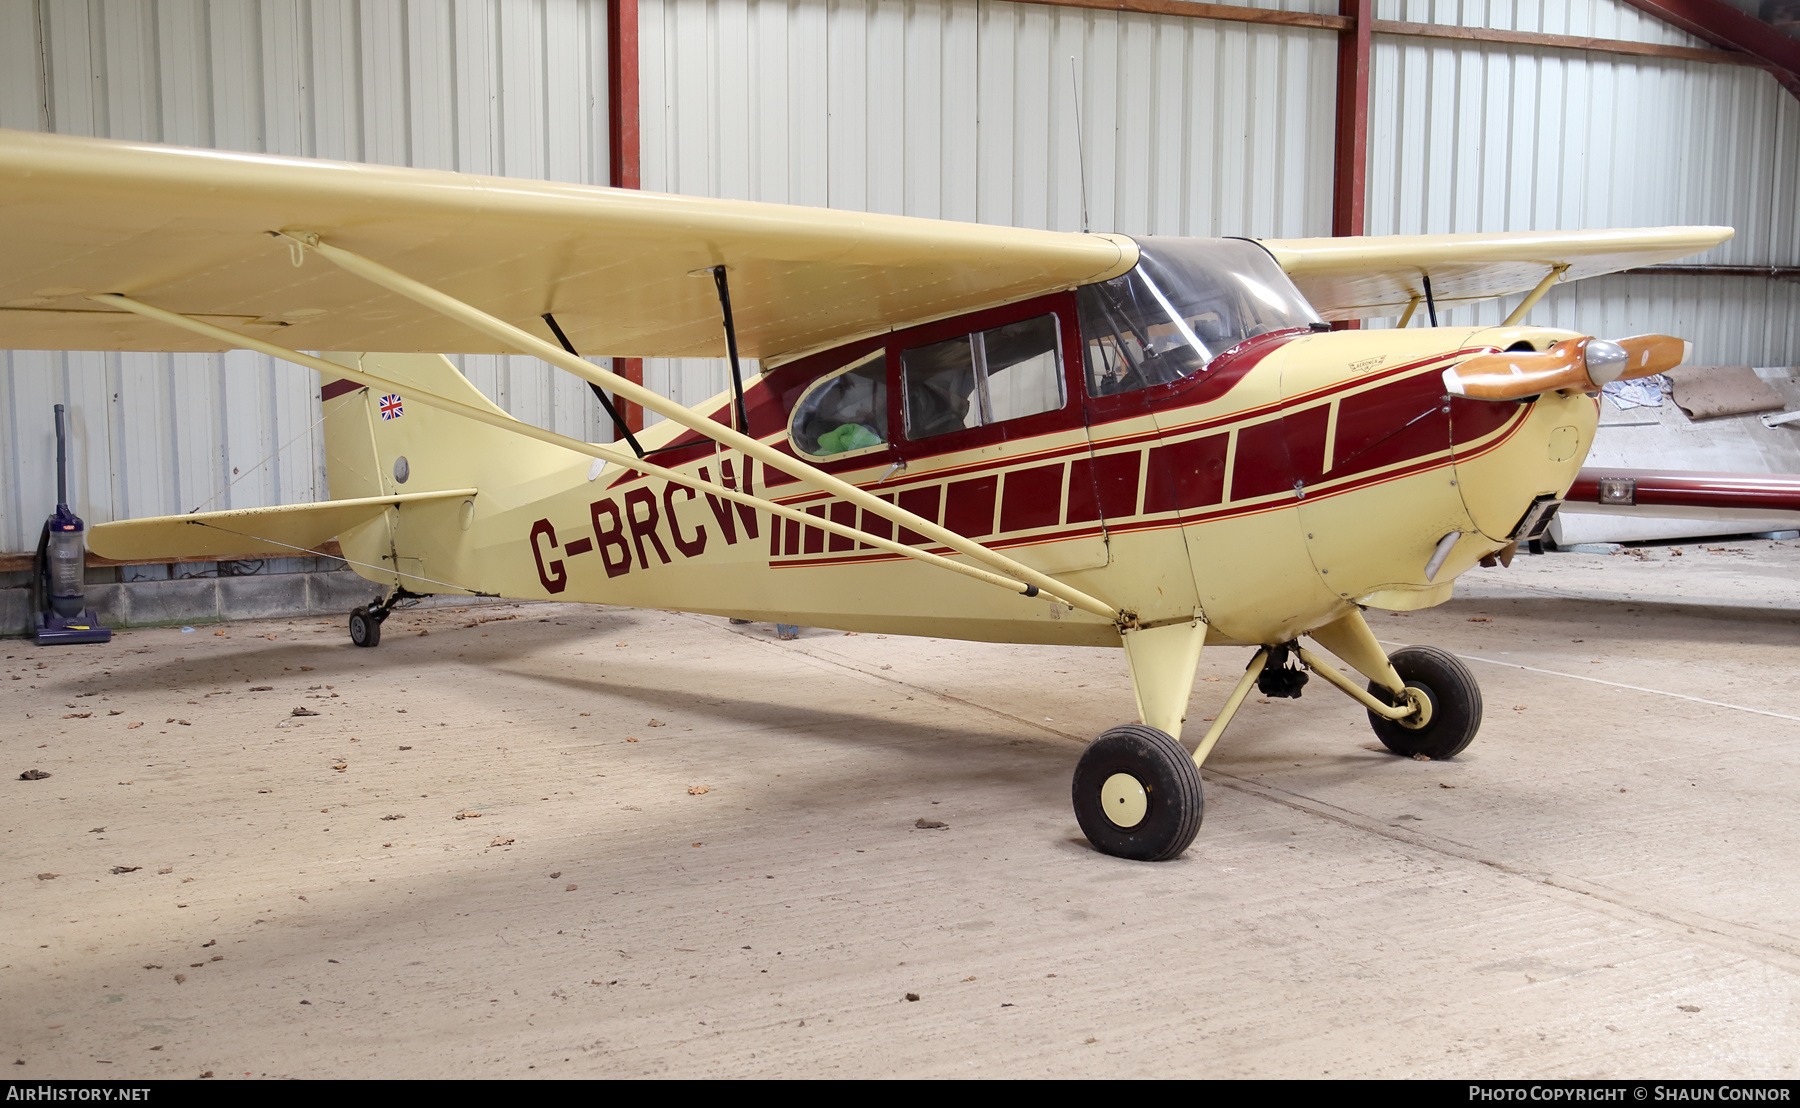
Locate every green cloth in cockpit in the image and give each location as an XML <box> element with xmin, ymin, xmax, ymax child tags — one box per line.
<box><xmin>816</xmin><ymin>423</ymin><xmax>883</xmax><ymax>455</ymax></box>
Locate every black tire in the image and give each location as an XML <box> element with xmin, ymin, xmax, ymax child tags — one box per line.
<box><xmin>1071</xmin><ymin>724</ymin><xmax>1204</xmax><ymax>861</ymax></box>
<box><xmin>349</xmin><ymin>606</ymin><xmax>382</xmax><ymax>648</ymax></box>
<box><xmin>1367</xmin><ymin>645</ymin><xmax>1482</xmax><ymax>759</ymax></box>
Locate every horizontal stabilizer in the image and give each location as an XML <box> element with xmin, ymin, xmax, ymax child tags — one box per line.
<box><xmin>1258</xmin><ymin>227</ymin><xmax>1734</xmax><ymax>321</ymax></box>
<box><xmin>89</xmin><ymin>489</ymin><xmax>477</xmax><ymax>562</ymax></box>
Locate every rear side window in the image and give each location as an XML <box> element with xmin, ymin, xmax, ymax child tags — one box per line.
<box><xmin>902</xmin><ymin>313</ymin><xmax>1064</xmax><ymax>440</ymax></box>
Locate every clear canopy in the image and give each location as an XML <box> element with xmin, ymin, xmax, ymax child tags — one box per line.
<box><xmin>1076</xmin><ymin>237</ymin><xmax>1322</xmax><ymax>396</ymax></box>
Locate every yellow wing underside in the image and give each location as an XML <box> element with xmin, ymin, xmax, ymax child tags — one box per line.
<box><xmin>0</xmin><ymin>129</ymin><xmax>1731</xmax><ymax>358</ymax></box>
<box><xmin>0</xmin><ymin>129</ymin><xmax>1136</xmax><ymax>362</ymax></box>
<box><xmin>1260</xmin><ymin>226</ymin><xmax>1735</xmax><ymax>321</ymax></box>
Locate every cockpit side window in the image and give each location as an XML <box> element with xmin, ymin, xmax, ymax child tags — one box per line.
<box><xmin>1078</xmin><ymin>237</ymin><xmax>1321</xmax><ymax>397</ymax></box>
<box><xmin>902</xmin><ymin>313</ymin><xmax>1064</xmax><ymax>440</ymax></box>
<box><xmin>789</xmin><ymin>350</ymin><xmax>889</xmax><ymax>459</ymax></box>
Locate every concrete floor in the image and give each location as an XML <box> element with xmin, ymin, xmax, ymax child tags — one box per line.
<box><xmin>3</xmin><ymin>541</ymin><xmax>1798</xmax><ymax>1078</ymax></box>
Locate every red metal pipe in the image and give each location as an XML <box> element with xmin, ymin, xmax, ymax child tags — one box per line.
<box><xmin>1329</xmin><ymin>0</ymin><xmax>1373</xmax><ymax>331</ymax></box>
<box><xmin>608</xmin><ymin>0</ymin><xmax>646</xmax><ymax>432</ymax></box>
<box><xmin>1569</xmin><ymin>468</ymin><xmax>1800</xmax><ymax>513</ymax></box>
<box><xmin>1331</xmin><ymin>0</ymin><xmax>1372</xmax><ymax>240</ymax></box>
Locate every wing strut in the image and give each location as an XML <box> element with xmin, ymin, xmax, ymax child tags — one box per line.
<box><xmin>264</xmin><ymin>231</ymin><xmax>1128</xmax><ymax>624</ymax></box>
<box><xmin>541</xmin><ymin>312</ymin><xmax>644</xmax><ymax>459</ymax></box>
<box><xmin>91</xmin><ymin>292</ymin><xmax>1117</xmax><ymax>621</ymax></box>
<box><xmin>710</xmin><ymin>265</ymin><xmax>752</xmax><ymax>435</ymax></box>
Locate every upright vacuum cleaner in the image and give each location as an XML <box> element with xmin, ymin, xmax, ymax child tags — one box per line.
<box><xmin>33</xmin><ymin>404</ymin><xmax>111</xmax><ymax>646</ymax></box>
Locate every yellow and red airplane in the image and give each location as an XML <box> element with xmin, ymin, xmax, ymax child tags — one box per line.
<box><xmin>0</xmin><ymin>128</ymin><xmax>1728</xmax><ymax>860</ymax></box>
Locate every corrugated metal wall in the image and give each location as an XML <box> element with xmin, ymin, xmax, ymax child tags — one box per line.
<box><xmin>0</xmin><ymin>0</ymin><xmax>620</xmax><ymax>554</ymax></box>
<box><xmin>1366</xmin><ymin>0</ymin><xmax>1800</xmax><ymax>361</ymax></box>
<box><xmin>3</xmin><ymin>0</ymin><xmax>1797</xmax><ymax>556</ymax></box>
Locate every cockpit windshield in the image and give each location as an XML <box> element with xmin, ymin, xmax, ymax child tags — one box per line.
<box><xmin>1077</xmin><ymin>237</ymin><xmax>1322</xmax><ymax>396</ymax></box>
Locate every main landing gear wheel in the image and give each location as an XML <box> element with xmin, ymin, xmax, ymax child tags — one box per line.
<box><xmin>1072</xmin><ymin>724</ymin><xmax>1204</xmax><ymax>861</ymax></box>
<box><xmin>1367</xmin><ymin>645</ymin><xmax>1482</xmax><ymax>760</ymax></box>
<box><xmin>348</xmin><ymin>604</ymin><xmax>383</xmax><ymax>648</ymax></box>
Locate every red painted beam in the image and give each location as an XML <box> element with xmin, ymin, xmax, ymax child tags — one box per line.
<box><xmin>1617</xmin><ymin>0</ymin><xmax>1800</xmax><ymax>100</ymax></box>
<box><xmin>1330</xmin><ymin>0</ymin><xmax>1373</xmax><ymax>330</ymax></box>
<box><xmin>608</xmin><ymin>0</ymin><xmax>646</xmax><ymax>432</ymax></box>
<box><xmin>1569</xmin><ymin>468</ymin><xmax>1800</xmax><ymax>512</ymax></box>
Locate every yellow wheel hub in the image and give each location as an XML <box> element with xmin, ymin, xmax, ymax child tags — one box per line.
<box><xmin>1100</xmin><ymin>772</ymin><xmax>1149</xmax><ymax>829</ymax></box>
<box><xmin>1396</xmin><ymin>686</ymin><xmax>1434</xmax><ymax>730</ymax></box>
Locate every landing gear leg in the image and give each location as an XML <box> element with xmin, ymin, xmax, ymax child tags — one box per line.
<box><xmin>1302</xmin><ymin>609</ymin><xmax>1483</xmax><ymax>759</ymax></box>
<box><xmin>347</xmin><ymin>587</ymin><xmax>430</xmax><ymax>648</ymax></box>
<box><xmin>1072</xmin><ymin>619</ymin><xmax>1209</xmax><ymax>861</ymax></box>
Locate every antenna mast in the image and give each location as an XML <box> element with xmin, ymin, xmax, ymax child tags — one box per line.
<box><xmin>1070</xmin><ymin>57</ymin><xmax>1090</xmax><ymax>235</ymax></box>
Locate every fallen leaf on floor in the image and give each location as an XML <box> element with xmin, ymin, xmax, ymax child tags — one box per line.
<box><xmin>648</xmin><ymin>719</ymin><xmax>666</xmax><ymax>727</ymax></box>
<box><xmin>454</xmin><ymin>811</ymin><xmax>481</xmax><ymax>820</ymax></box>
<box><xmin>914</xmin><ymin>818</ymin><xmax>948</xmax><ymax>830</ymax></box>
<box><xmin>380</xmin><ymin>814</ymin><xmax>405</xmax><ymax>821</ymax></box>
<box><xmin>157</xmin><ymin>867</ymin><xmax>172</xmax><ymax>874</ymax></box>
<box><xmin>625</xmin><ymin>737</ymin><xmax>638</xmax><ymax>743</ymax></box>
<box><xmin>36</xmin><ymin>873</ymin><xmax>57</xmax><ymax>881</ymax></box>
<box><xmin>1678</xmin><ymin>1004</ymin><xmax>1701</xmax><ymax>1012</ymax></box>
<box><xmin>963</xmin><ymin>976</ymin><xmax>976</xmax><ymax>982</ymax></box>
<box><xmin>18</xmin><ymin>770</ymin><xmax>50</xmax><ymax>780</ymax></box>
<box><xmin>1411</xmin><ymin>754</ymin><xmax>1432</xmax><ymax>761</ymax></box>
<box><xmin>904</xmin><ymin>993</ymin><xmax>920</xmax><ymax>1002</ymax></box>
<box><xmin>142</xmin><ymin>965</ymin><xmax>161</xmax><ymax>970</ymax></box>
<box><xmin>1466</xmin><ymin>617</ymin><xmax>1491</xmax><ymax>622</ymax></box>
<box><xmin>399</xmin><ymin>745</ymin><xmax>412</xmax><ymax>751</ymax></box>
<box><xmin>686</xmin><ymin>785</ymin><xmax>711</xmax><ymax>795</ymax></box>
<box><xmin>1440</xmin><ymin>783</ymin><xmax>1456</xmax><ymax>789</ymax></box>
<box><xmin>1513</xmin><ymin>705</ymin><xmax>1528</xmax><ymax>711</ymax></box>
<box><xmin>332</xmin><ymin>763</ymin><xmax>347</xmax><ymax>772</ymax></box>
<box><xmin>215</xmin><ymin>631</ymin><xmax>226</xmax><ymax>637</ymax></box>
<box><xmin>292</xmin><ymin>707</ymin><xmax>319</xmax><ymax>717</ymax></box>
<box><xmin>108</xmin><ymin>709</ymin><xmax>122</xmax><ymax>716</ymax></box>
<box><xmin>61</xmin><ymin>712</ymin><xmax>91</xmax><ymax>719</ymax></box>
<box><xmin>173</xmin><ymin>975</ymin><xmax>185</xmax><ymax>985</ymax></box>
<box><xmin>691</xmin><ymin>842</ymin><xmax>703</xmax><ymax>848</ymax></box>
<box><xmin>565</xmin><ymin>884</ymin><xmax>578</xmax><ymax>891</ymax></box>
<box><xmin>126</xmin><ymin>722</ymin><xmax>142</xmax><ymax>729</ymax></box>
<box><xmin>89</xmin><ymin>827</ymin><xmax>105</xmax><ymax>834</ymax></box>
<box><xmin>249</xmin><ymin>686</ymin><xmax>273</xmax><ymax>692</ymax></box>
<box><xmin>490</xmin><ymin>837</ymin><xmax>515</xmax><ymax>847</ymax></box>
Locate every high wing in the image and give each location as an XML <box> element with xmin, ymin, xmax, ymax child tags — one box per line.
<box><xmin>1257</xmin><ymin>226</ymin><xmax>1735</xmax><ymax>321</ymax></box>
<box><xmin>0</xmin><ymin>128</ymin><xmax>1135</xmax><ymax>362</ymax></box>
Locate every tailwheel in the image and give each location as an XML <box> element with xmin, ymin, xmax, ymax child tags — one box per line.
<box><xmin>1367</xmin><ymin>645</ymin><xmax>1482</xmax><ymax>760</ymax></box>
<box><xmin>348</xmin><ymin>604</ymin><xmax>384</xmax><ymax>648</ymax></box>
<box><xmin>1072</xmin><ymin>724</ymin><xmax>1204</xmax><ymax>861</ymax></box>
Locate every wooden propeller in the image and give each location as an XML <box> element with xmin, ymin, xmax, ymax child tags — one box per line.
<box><xmin>1442</xmin><ymin>334</ymin><xmax>1690</xmax><ymax>401</ymax></box>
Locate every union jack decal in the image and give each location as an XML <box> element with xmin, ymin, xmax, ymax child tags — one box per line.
<box><xmin>379</xmin><ymin>394</ymin><xmax>404</xmax><ymax>420</ymax></box>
